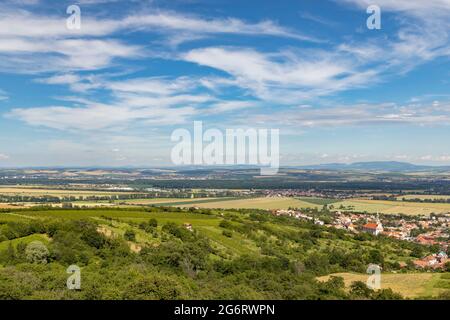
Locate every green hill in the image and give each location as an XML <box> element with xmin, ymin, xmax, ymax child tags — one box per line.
<box><xmin>0</xmin><ymin>207</ymin><xmax>447</xmax><ymax>300</ymax></box>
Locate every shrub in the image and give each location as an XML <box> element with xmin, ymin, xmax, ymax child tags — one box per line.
<box><xmin>25</xmin><ymin>241</ymin><xmax>49</xmax><ymax>264</ymax></box>
<box><xmin>124</xmin><ymin>230</ymin><xmax>136</xmax><ymax>242</ymax></box>
<box><xmin>222</xmin><ymin>230</ymin><xmax>233</xmax><ymax>238</ymax></box>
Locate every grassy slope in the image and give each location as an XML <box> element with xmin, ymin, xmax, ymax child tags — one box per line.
<box><xmin>1</xmin><ymin>208</ymin><xmax>447</xmax><ymax>298</ymax></box>
<box><xmin>0</xmin><ymin>233</ymin><xmax>51</xmax><ymax>251</ymax></box>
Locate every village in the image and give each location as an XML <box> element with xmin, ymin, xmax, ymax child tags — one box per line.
<box><xmin>272</xmin><ymin>208</ymin><xmax>450</xmax><ymax>270</ymax></box>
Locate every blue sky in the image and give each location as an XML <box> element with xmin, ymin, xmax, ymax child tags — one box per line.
<box><xmin>0</xmin><ymin>0</ymin><xmax>449</xmax><ymax>167</ymax></box>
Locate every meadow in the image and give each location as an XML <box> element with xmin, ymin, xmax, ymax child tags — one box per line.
<box><xmin>0</xmin><ymin>186</ymin><xmax>144</xmax><ymax>197</ymax></box>
<box><xmin>396</xmin><ymin>195</ymin><xmax>450</xmax><ymax>200</ymax></box>
<box><xmin>318</xmin><ymin>272</ymin><xmax>450</xmax><ymax>298</ymax></box>
<box><xmin>335</xmin><ymin>199</ymin><xmax>450</xmax><ymax>216</ymax></box>
<box><xmin>133</xmin><ymin>196</ymin><xmax>450</xmax><ymax>216</ymax></box>
<box><xmin>176</xmin><ymin>197</ymin><xmax>322</xmax><ymax>210</ymax></box>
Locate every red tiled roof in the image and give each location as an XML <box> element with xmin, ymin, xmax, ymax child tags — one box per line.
<box><xmin>413</xmin><ymin>260</ymin><xmax>428</xmax><ymax>268</ymax></box>
<box><xmin>363</xmin><ymin>223</ymin><xmax>378</xmax><ymax>229</ymax></box>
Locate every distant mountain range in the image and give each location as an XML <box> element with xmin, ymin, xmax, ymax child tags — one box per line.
<box><xmin>293</xmin><ymin>161</ymin><xmax>450</xmax><ymax>172</ymax></box>
<box><xmin>2</xmin><ymin>161</ymin><xmax>450</xmax><ymax>173</ymax></box>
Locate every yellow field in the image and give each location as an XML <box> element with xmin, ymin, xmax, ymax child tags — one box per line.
<box><xmin>116</xmin><ymin>198</ymin><xmax>218</xmax><ymax>205</ymax></box>
<box><xmin>397</xmin><ymin>195</ymin><xmax>450</xmax><ymax>200</ymax></box>
<box><xmin>178</xmin><ymin>197</ymin><xmax>321</xmax><ymax>210</ymax></box>
<box><xmin>0</xmin><ymin>203</ymin><xmax>26</xmax><ymax>208</ymax></box>
<box><xmin>336</xmin><ymin>199</ymin><xmax>450</xmax><ymax>216</ymax></box>
<box><xmin>318</xmin><ymin>272</ymin><xmax>450</xmax><ymax>298</ymax></box>
<box><xmin>0</xmin><ymin>186</ymin><xmax>142</xmax><ymax>197</ymax></box>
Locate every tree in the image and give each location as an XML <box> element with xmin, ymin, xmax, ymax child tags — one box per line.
<box><xmin>149</xmin><ymin>218</ymin><xmax>158</xmax><ymax>228</ymax></box>
<box><xmin>373</xmin><ymin>288</ymin><xmax>403</xmax><ymax>300</ymax></box>
<box><xmin>350</xmin><ymin>281</ymin><xmax>374</xmax><ymax>299</ymax></box>
<box><xmin>444</xmin><ymin>261</ymin><xmax>450</xmax><ymax>272</ymax></box>
<box><xmin>410</xmin><ymin>246</ymin><xmax>423</xmax><ymax>258</ymax></box>
<box><xmin>222</xmin><ymin>230</ymin><xmax>233</xmax><ymax>238</ymax></box>
<box><xmin>368</xmin><ymin>249</ymin><xmax>384</xmax><ymax>265</ymax></box>
<box><xmin>5</xmin><ymin>242</ymin><xmax>16</xmax><ymax>263</ymax></box>
<box><xmin>124</xmin><ymin>230</ymin><xmax>136</xmax><ymax>242</ymax></box>
<box><xmin>81</xmin><ymin>226</ymin><xmax>106</xmax><ymax>249</ymax></box>
<box><xmin>25</xmin><ymin>241</ymin><xmax>49</xmax><ymax>264</ymax></box>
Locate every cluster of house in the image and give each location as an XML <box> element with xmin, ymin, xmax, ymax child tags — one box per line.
<box><xmin>336</xmin><ymin>212</ymin><xmax>449</xmax><ymax>269</ymax></box>
<box><xmin>334</xmin><ymin>212</ymin><xmax>448</xmax><ymax>239</ymax></box>
<box><xmin>263</xmin><ymin>189</ymin><xmax>349</xmax><ymax>199</ymax></box>
<box><xmin>333</xmin><ymin>212</ymin><xmax>386</xmax><ymax>235</ymax></box>
<box><xmin>272</xmin><ymin>209</ymin><xmax>449</xmax><ymax>270</ymax></box>
<box><xmin>413</xmin><ymin>252</ymin><xmax>448</xmax><ymax>269</ymax></box>
<box><xmin>272</xmin><ymin>209</ymin><xmax>324</xmax><ymax>225</ymax></box>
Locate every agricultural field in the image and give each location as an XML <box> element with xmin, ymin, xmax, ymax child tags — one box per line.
<box><xmin>318</xmin><ymin>273</ymin><xmax>450</xmax><ymax>298</ymax></box>
<box><xmin>296</xmin><ymin>197</ymin><xmax>340</xmax><ymax>206</ymax></box>
<box><xmin>3</xmin><ymin>190</ymin><xmax>450</xmax><ymax>217</ymax></box>
<box><xmin>334</xmin><ymin>199</ymin><xmax>450</xmax><ymax>216</ymax></box>
<box><xmin>396</xmin><ymin>195</ymin><xmax>450</xmax><ymax>201</ymax></box>
<box><xmin>176</xmin><ymin>197</ymin><xmax>322</xmax><ymax>210</ymax></box>
<box><xmin>0</xmin><ymin>203</ymin><xmax>26</xmax><ymax>209</ymax></box>
<box><xmin>113</xmin><ymin>197</ymin><xmax>221</xmax><ymax>205</ymax></box>
<box><xmin>119</xmin><ymin>196</ymin><xmax>450</xmax><ymax>217</ymax></box>
<box><xmin>0</xmin><ymin>186</ymin><xmax>144</xmax><ymax>197</ymax></box>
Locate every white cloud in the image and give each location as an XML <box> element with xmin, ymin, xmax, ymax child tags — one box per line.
<box><xmin>242</xmin><ymin>100</ymin><xmax>450</xmax><ymax>128</ymax></box>
<box><xmin>0</xmin><ymin>89</ymin><xmax>8</xmax><ymax>101</ymax></box>
<box><xmin>0</xmin><ymin>9</ymin><xmax>314</xmax><ymax>40</ymax></box>
<box><xmin>0</xmin><ymin>6</ymin><xmax>316</xmax><ymax>73</ymax></box>
<box><xmin>8</xmin><ymin>101</ymin><xmax>198</xmax><ymax>131</ymax></box>
<box><xmin>121</xmin><ymin>12</ymin><xmax>318</xmax><ymax>42</ymax></box>
<box><xmin>0</xmin><ymin>37</ymin><xmax>143</xmax><ymax>72</ymax></box>
<box><xmin>341</xmin><ymin>0</ymin><xmax>450</xmax><ymax>66</ymax></box>
<box><xmin>183</xmin><ymin>47</ymin><xmax>377</xmax><ymax>102</ymax></box>
<box><xmin>8</xmin><ymin>75</ymin><xmax>222</xmax><ymax>131</ymax></box>
<box><xmin>208</xmin><ymin>101</ymin><xmax>257</xmax><ymax>113</ymax></box>
<box><xmin>342</xmin><ymin>0</ymin><xmax>450</xmax><ymax>15</ymax></box>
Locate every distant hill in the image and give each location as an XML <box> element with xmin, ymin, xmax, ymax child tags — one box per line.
<box><xmin>294</xmin><ymin>161</ymin><xmax>450</xmax><ymax>172</ymax></box>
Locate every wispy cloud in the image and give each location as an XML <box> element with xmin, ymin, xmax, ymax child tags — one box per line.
<box><xmin>342</xmin><ymin>0</ymin><xmax>450</xmax><ymax>16</ymax></box>
<box><xmin>8</xmin><ymin>75</ymin><xmax>257</xmax><ymax>131</ymax></box>
<box><xmin>0</xmin><ymin>5</ymin><xmax>317</xmax><ymax>73</ymax></box>
<box><xmin>0</xmin><ymin>89</ymin><xmax>8</xmax><ymax>101</ymax></box>
<box><xmin>244</xmin><ymin>100</ymin><xmax>450</xmax><ymax>128</ymax></box>
<box><xmin>183</xmin><ymin>46</ymin><xmax>378</xmax><ymax>102</ymax></box>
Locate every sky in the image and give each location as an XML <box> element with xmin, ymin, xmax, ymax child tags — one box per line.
<box><xmin>0</xmin><ymin>0</ymin><xmax>449</xmax><ymax>167</ymax></box>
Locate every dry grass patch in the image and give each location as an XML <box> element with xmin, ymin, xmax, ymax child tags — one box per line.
<box><xmin>179</xmin><ymin>197</ymin><xmax>321</xmax><ymax>210</ymax></box>
<box><xmin>318</xmin><ymin>272</ymin><xmax>449</xmax><ymax>298</ymax></box>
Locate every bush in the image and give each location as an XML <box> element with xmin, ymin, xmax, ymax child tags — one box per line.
<box><xmin>349</xmin><ymin>281</ymin><xmax>374</xmax><ymax>299</ymax></box>
<box><xmin>122</xmin><ymin>274</ymin><xmax>184</xmax><ymax>300</ymax></box>
<box><xmin>148</xmin><ymin>219</ymin><xmax>158</xmax><ymax>228</ymax></box>
<box><xmin>222</xmin><ymin>230</ymin><xmax>233</xmax><ymax>238</ymax></box>
<box><xmin>373</xmin><ymin>288</ymin><xmax>403</xmax><ymax>300</ymax></box>
<box><xmin>124</xmin><ymin>230</ymin><xmax>136</xmax><ymax>242</ymax></box>
<box><xmin>25</xmin><ymin>241</ymin><xmax>49</xmax><ymax>264</ymax></box>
